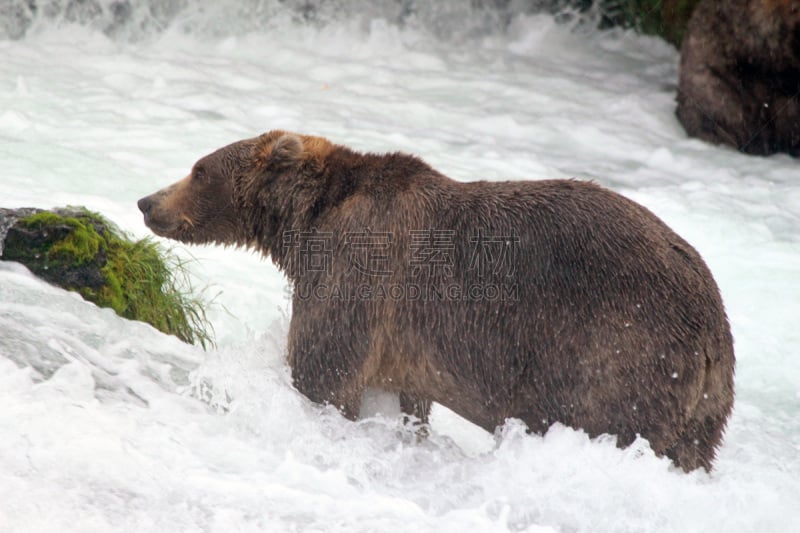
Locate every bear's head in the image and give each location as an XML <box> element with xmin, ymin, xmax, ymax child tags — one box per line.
<box><xmin>137</xmin><ymin>130</ymin><xmax>335</xmax><ymax>258</ymax></box>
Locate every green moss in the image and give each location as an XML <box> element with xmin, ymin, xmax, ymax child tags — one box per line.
<box><xmin>20</xmin><ymin>210</ymin><xmax>104</xmax><ymax>265</ymax></box>
<box><xmin>52</xmin><ymin>223</ymin><xmax>101</xmax><ymax>263</ymax></box>
<box><xmin>14</xmin><ymin>208</ymin><xmax>214</xmax><ymax>349</ymax></box>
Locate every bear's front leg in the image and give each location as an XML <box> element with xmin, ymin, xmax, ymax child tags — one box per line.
<box><xmin>400</xmin><ymin>391</ymin><xmax>431</xmax><ymax>426</ymax></box>
<box><xmin>286</xmin><ymin>301</ymin><xmax>371</xmax><ymax>420</ymax></box>
<box><xmin>400</xmin><ymin>391</ymin><xmax>432</xmax><ymax>438</ymax></box>
<box><xmin>287</xmin><ymin>327</ymin><xmax>366</xmax><ymax>420</ymax></box>
<box><xmin>290</xmin><ymin>362</ymin><xmax>364</xmax><ymax>420</ymax></box>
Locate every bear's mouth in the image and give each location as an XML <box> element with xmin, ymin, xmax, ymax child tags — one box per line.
<box><xmin>138</xmin><ymin>193</ymin><xmax>194</xmax><ymax>240</ymax></box>
<box><xmin>142</xmin><ymin>215</ymin><xmax>190</xmax><ymax>239</ymax></box>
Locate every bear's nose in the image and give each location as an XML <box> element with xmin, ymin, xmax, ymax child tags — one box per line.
<box><xmin>137</xmin><ymin>196</ymin><xmax>153</xmax><ymax>215</ymax></box>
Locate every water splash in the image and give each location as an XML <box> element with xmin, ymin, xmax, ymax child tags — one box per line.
<box><xmin>1</xmin><ymin>0</ymin><xmax>603</xmax><ymax>42</ymax></box>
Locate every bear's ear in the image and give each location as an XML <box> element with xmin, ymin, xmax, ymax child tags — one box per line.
<box><xmin>269</xmin><ymin>134</ymin><xmax>305</xmax><ymax>169</ymax></box>
<box><xmin>253</xmin><ymin>132</ymin><xmax>304</xmax><ymax>171</ymax></box>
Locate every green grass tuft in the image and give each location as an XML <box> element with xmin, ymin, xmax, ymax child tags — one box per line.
<box><xmin>100</xmin><ymin>237</ymin><xmax>216</xmax><ymax>349</ymax></box>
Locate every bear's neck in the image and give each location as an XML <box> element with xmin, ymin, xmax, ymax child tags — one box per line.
<box><xmin>248</xmin><ymin>148</ymin><xmax>440</xmax><ymax>280</ymax></box>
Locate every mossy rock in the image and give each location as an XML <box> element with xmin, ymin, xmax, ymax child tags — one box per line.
<box><xmin>659</xmin><ymin>0</ymin><xmax>701</xmax><ymax>46</ymax></box>
<box><xmin>565</xmin><ymin>0</ymin><xmax>701</xmax><ymax>46</ymax></box>
<box><xmin>0</xmin><ymin>207</ymin><xmax>214</xmax><ymax>348</ymax></box>
<box><xmin>618</xmin><ymin>0</ymin><xmax>701</xmax><ymax>46</ymax></box>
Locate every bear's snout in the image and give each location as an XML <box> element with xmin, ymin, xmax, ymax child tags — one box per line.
<box><xmin>137</xmin><ymin>195</ymin><xmax>154</xmax><ymax>216</ymax></box>
<box><xmin>137</xmin><ymin>192</ymin><xmax>173</xmax><ymax>233</ymax></box>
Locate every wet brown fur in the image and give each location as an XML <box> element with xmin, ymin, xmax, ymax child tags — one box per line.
<box><xmin>676</xmin><ymin>0</ymin><xmax>800</xmax><ymax>156</ymax></box>
<box><xmin>138</xmin><ymin>131</ymin><xmax>736</xmax><ymax>471</ymax></box>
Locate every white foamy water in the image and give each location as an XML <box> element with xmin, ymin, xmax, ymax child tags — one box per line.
<box><xmin>1</xmin><ymin>2</ymin><xmax>799</xmax><ymax>532</ymax></box>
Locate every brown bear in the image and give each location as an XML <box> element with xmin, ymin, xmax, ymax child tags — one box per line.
<box><xmin>676</xmin><ymin>0</ymin><xmax>800</xmax><ymax>156</ymax></box>
<box><xmin>138</xmin><ymin>131</ymin><xmax>735</xmax><ymax>471</ymax></box>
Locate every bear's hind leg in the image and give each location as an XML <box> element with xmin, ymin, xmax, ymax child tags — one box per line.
<box><xmin>663</xmin><ymin>412</ymin><xmax>727</xmax><ymax>472</ymax></box>
<box><xmin>400</xmin><ymin>391</ymin><xmax>432</xmax><ymax>435</ymax></box>
<box><xmin>663</xmin><ymin>365</ymin><xmax>733</xmax><ymax>472</ymax></box>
